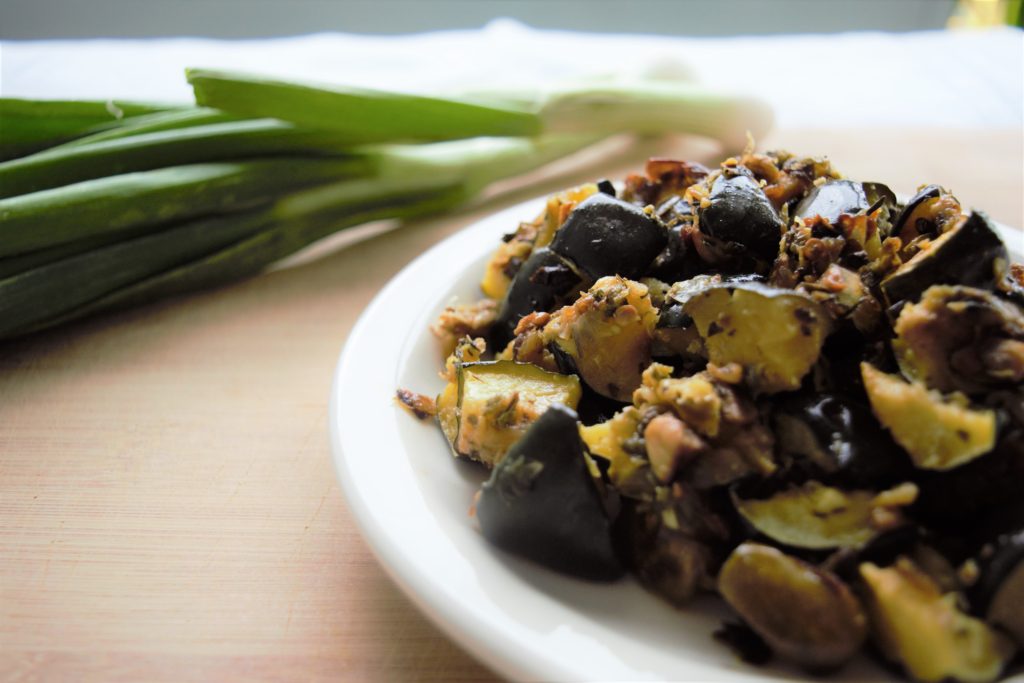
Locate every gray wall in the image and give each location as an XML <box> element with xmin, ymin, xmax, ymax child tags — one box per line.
<box><xmin>0</xmin><ymin>0</ymin><xmax>957</xmax><ymax>39</ymax></box>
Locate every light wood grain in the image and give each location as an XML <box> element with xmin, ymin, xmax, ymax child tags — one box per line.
<box><xmin>1</xmin><ymin>128</ymin><xmax>1020</xmax><ymax>683</ymax></box>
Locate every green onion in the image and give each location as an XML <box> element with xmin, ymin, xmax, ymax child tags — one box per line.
<box><xmin>187</xmin><ymin>69</ymin><xmax>773</xmax><ymax>149</ymax></box>
<box><xmin>535</xmin><ymin>81</ymin><xmax>773</xmax><ymax>152</ymax></box>
<box><xmin>188</xmin><ymin>68</ymin><xmax>542</xmax><ymax>143</ymax></box>
<box><xmin>0</xmin><ymin>157</ymin><xmax>370</xmax><ymax>258</ymax></box>
<box><xmin>0</xmin><ymin>119</ymin><xmax>368</xmax><ymax>198</ymax></box>
<box><xmin>0</xmin><ymin>208</ymin><xmax>272</xmax><ymax>338</ymax></box>
<box><xmin>58</xmin><ymin>107</ymin><xmax>241</xmax><ymax>147</ymax></box>
<box><xmin>0</xmin><ymin>98</ymin><xmax>179</xmax><ymax>159</ymax></box>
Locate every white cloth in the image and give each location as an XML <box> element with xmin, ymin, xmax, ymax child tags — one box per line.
<box><xmin>1</xmin><ymin>19</ymin><xmax>1021</xmax><ymax>128</ymax></box>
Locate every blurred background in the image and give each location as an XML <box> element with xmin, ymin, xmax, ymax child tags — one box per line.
<box><xmin>0</xmin><ymin>0</ymin><xmax>1020</xmax><ymax>38</ymax></box>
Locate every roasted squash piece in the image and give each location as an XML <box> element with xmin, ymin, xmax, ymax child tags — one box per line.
<box><xmin>732</xmin><ymin>480</ymin><xmax>917</xmax><ymax>551</ymax></box>
<box><xmin>548</xmin><ymin>276</ymin><xmax>657</xmax><ymax>402</ymax></box>
<box><xmin>579</xmin><ymin>406</ymin><xmax>647</xmax><ymax>492</ymax></box>
<box><xmin>479</xmin><ymin>183</ymin><xmax>596</xmax><ymax>300</ymax></box>
<box><xmin>881</xmin><ymin>210</ymin><xmax>1009</xmax><ymax>308</ymax></box>
<box><xmin>633</xmin><ymin>364</ymin><xmax>777</xmax><ymax>489</ymax></box>
<box><xmin>772</xmin><ymin>394</ymin><xmax>915</xmax><ymax>486</ymax></box>
<box><xmin>491</xmin><ymin>247</ymin><xmax>587</xmax><ymax>349</ymax></box>
<box><xmin>792</xmin><ymin>179</ymin><xmax>869</xmax><ymax>224</ymax></box>
<box><xmin>436</xmin><ymin>337</ymin><xmax>485</xmax><ymax>450</ymax></box>
<box><xmin>683</xmin><ymin>281</ymin><xmax>829</xmax><ymax>394</ymax></box>
<box><xmin>549</xmin><ymin>193</ymin><xmax>667</xmax><ymax>280</ymax></box>
<box><xmin>893</xmin><ymin>285</ymin><xmax>1024</xmax><ymax>395</ymax></box>
<box><xmin>973</xmin><ymin>530</ymin><xmax>1024</xmax><ymax>647</ymax></box>
<box><xmin>697</xmin><ymin>172</ymin><xmax>784</xmax><ymax>263</ymax></box>
<box><xmin>719</xmin><ymin>543</ymin><xmax>867</xmax><ymax>672</ymax></box>
<box><xmin>447</xmin><ymin>360</ymin><xmax>581</xmax><ymax>467</ymax></box>
<box><xmin>859</xmin><ymin>558</ymin><xmax>1016</xmax><ymax>683</ymax></box>
<box><xmin>475</xmin><ymin>404</ymin><xmax>623</xmax><ymax>581</ymax></box>
<box><xmin>860</xmin><ymin>363</ymin><xmax>996</xmax><ymax>471</ymax></box>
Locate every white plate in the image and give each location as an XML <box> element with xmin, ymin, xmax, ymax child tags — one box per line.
<box><xmin>329</xmin><ymin>196</ymin><xmax>1023</xmax><ymax>683</ymax></box>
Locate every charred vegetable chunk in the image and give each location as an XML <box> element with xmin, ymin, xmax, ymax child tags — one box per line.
<box><xmin>973</xmin><ymin>530</ymin><xmax>1024</xmax><ymax>647</ymax></box>
<box><xmin>792</xmin><ymin>179</ymin><xmax>869</xmax><ymax>224</ymax></box>
<box><xmin>430</xmin><ymin>298</ymin><xmax>498</xmax><ymax>357</ymax></box>
<box><xmin>580</xmin><ymin>405</ymin><xmax>647</xmax><ymax>492</ymax></box>
<box><xmin>881</xmin><ymin>211</ymin><xmax>1009</xmax><ymax>308</ymax></box>
<box><xmin>618</xmin><ymin>496</ymin><xmax>721</xmax><ymax>606</ymax></box>
<box><xmin>480</xmin><ymin>184</ymin><xmax>597</xmax><ymax>300</ymax></box>
<box><xmin>892</xmin><ymin>184</ymin><xmax>962</xmax><ymax>243</ymax></box>
<box><xmin>893</xmin><ymin>285</ymin><xmax>1024</xmax><ymax>395</ymax></box>
<box><xmin>719</xmin><ymin>543</ymin><xmax>867</xmax><ymax>671</ymax></box>
<box><xmin>683</xmin><ymin>281</ymin><xmax>829</xmax><ymax>394</ymax></box>
<box><xmin>859</xmin><ymin>558</ymin><xmax>1016</xmax><ymax>683</ymax></box>
<box><xmin>773</xmin><ymin>394</ymin><xmax>915</xmax><ymax>486</ymax></box>
<box><xmin>632</xmin><ymin>364</ymin><xmax>777</xmax><ymax>489</ymax></box>
<box><xmin>452</xmin><ymin>360</ymin><xmax>581</xmax><ymax>467</ymax></box>
<box><xmin>733</xmin><ymin>481</ymin><xmax>917</xmax><ymax>551</ymax></box>
<box><xmin>861</xmin><ymin>363</ymin><xmax>996</xmax><ymax>471</ymax></box>
<box><xmin>549</xmin><ymin>193</ymin><xmax>667</xmax><ymax>281</ymax></box>
<box><xmin>475</xmin><ymin>404</ymin><xmax>624</xmax><ymax>581</ymax></box>
<box><xmin>911</xmin><ymin>428</ymin><xmax>1024</xmax><ymax>528</ymax></box>
<box><xmin>547</xmin><ymin>276</ymin><xmax>657</xmax><ymax>401</ymax></box>
<box><xmin>492</xmin><ymin>247</ymin><xmax>587</xmax><ymax>348</ymax></box>
<box><xmin>697</xmin><ymin>172</ymin><xmax>784</xmax><ymax>262</ymax></box>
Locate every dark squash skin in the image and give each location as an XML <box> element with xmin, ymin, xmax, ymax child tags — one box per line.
<box><xmin>881</xmin><ymin>210</ymin><xmax>1009</xmax><ymax>308</ymax></box>
<box><xmin>972</xmin><ymin>530</ymin><xmax>1024</xmax><ymax>647</ymax></box>
<box><xmin>548</xmin><ymin>192</ymin><xmax>667</xmax><ymax>280</ymax></box>
<box><xmin>792</xmin><ymin>179</ymin><xmax>869</xmax><ymax>224</ymax></box>
<box><xmin>697</xmin><ymin>172</ymin><xmax>784</xmax><ymax>263</ymax></box>
<box><xmin>491</xmin><ymin>247</ymin><xmax>586</xmax><ymax>349</ymax></box>
<box><xmin>476</xmin><ymin>404</ymin><xmax>624</xmax><ymax>581</ymax></box>
<box><xmin>772</xmin><ymin>393</ymin><xmax>915</xmax><ymax>487</ymax></box>
<box><xmin>719</xmin><ymin>543</ymin><xmax>868</xmax><ymax>672</ymax></box>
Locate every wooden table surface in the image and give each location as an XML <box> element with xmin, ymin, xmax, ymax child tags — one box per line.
<box><xmin>2</xmin><ymin>127</ymin><xmax>1021</xmax><ymax>683</ymax></box>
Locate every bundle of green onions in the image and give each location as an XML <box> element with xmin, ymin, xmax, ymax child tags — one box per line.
<box><xmin>0</xmin><ymin>68</ymin><xmax>772</xmax><ymax>341</ymax></box>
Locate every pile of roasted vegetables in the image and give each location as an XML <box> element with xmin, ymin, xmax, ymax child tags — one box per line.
<box><xmin>399</xmin><ymin>149</ymin><xmax>1024</xmax><ymax>681</ymax></box>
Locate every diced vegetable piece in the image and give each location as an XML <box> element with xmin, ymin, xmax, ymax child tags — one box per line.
<box><xmin>892</xmin><ymin>184</ymin><xmax>962</xmax><ymax>243</ymax></box>
<box><xmin>697</xmin><ymin>172</ymin><xmax>784</xmax><ymax>262</ymax></box>
<box><xmin>617</xmin><ymin>498</ymin><xmax>719</xmax><ymax>606</ymax></box>
<box><xmin>683</xmin><ymin>281</ymin><xmax>829</xmax><ymax>394</ymax></box>
<box><xmin>732</xmin><ymin>481</ymin><xmax>916</xmax><ymax>551</ymax></box>
<box><xmin>491</xmin><ymin>247</ymin><xmax>587</xmax><ymax>349</ymax></box>
<box><xmin>549</xmin><ymin>276</ymin><xmax>657</xmax><ymax>401</ymax></box>
<box><xmin>792</xmin><ymin>179</ymin><xmax>869</xmax><ymax>224</ymax></box>
<box><xmin>580</xmin><ymin>406</ymin><xmax>647</xmax><ymax>492</ymax></box>
<box><xmin>632</xmin><ymin>364</ymin><xmax>777</xmax><ymax>489</ymax></box>
<box><xmin>893</xmin><ymin>184</ymin><xmax>941</xmax><ymax>233</ymax></box>
<box><xmin>772</xmin><ymin>394</ymin><xmax>915</xmax><ymax>486</ymax></box>
<box><xmin>548</xmin><ymin>193</ymin><xmax>667</xmax><ymax>280</ymax></box>
<box><xmin>972</xmin><ymin>530</ymin><xmax>1024</xmax><ymax>647</ymax></box>
<box><xmin>454</xmin><ymin>360</ymin><xmax>581</xmax><ymax>467</ymax></box>
<box><xmin>860</xmin><ymin>363</ymin><xmax>997</xmax><ymax>471</ymax></box>
<box><xmin>475</xmin><ymin>404</ymin><xmax>623</xmax><ymax>581</ymax></box>
<box><xmin>0</xmin><ymin>119</ymin><xmax>366</xmax><ymax>198</ymax></box>
<box><xmin>881</xmin><ymin>211</ymin><xmax>1009</xmax><ymax>308</ymax></box>
<box><xmin>859</xmin><ymin>558</ymin><xmax>1016</xmax><ymax>683</ymax></box>
<box><xmin>893</xmin><ymin>285</ymin><xmax>1024</xmax><ymax>395</ymax></box>
<box><xmin>719</xmin><ymin>543</ymin><xmax>867</xmax><ymax>671</ymax></box>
